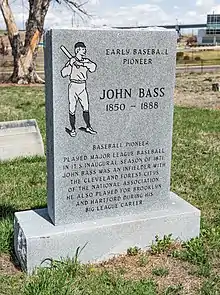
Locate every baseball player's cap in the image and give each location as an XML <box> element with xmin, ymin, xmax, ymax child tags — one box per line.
<box><xmin>74</xmin><ymin>42</ymin><xmax>86</xmax><ymax>49</ymax></box>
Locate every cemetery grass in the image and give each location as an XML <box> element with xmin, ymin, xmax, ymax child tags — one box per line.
<box><xmin>0</xmin><ymin>83</ymin><xmax>220</xmax><ymax>294</ymax></box>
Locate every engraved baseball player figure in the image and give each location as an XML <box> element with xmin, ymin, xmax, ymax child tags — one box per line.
<box><xmin>60</xmin><ymin>42</ymin><xmax>97</xmax><ymax>136</ymax></box>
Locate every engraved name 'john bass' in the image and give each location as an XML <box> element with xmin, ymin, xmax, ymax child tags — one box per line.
<box><xmin>100</xmin><ymin>88</ymin><xmax>165</xmax><ymax>99</ymax></box>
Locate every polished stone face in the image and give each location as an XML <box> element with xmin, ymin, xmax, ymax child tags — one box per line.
<box><xmin>44</xmin><ymin>28</ymin><xmax>177</xmax><ymax>225</ymax></box>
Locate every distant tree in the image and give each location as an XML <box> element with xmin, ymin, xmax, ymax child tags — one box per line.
<box><xmin>186</xmin><ymin>35</ymin><xmax>197</xmax><ymax>47</ymax></box>
<box><xmin>0</xmin><ymin>0</ymin><xmax>88</xmax><ymax>84</ymax></box>
<box><xmin>0</xmin><ymin>35</ymin><xmax>9</xmax><ymax>55</ymax></box>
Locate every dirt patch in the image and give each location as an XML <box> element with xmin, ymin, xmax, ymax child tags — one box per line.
<box><xmin>174</xmin><ymin>72</ymin><xmax>220</xmax><ymax>109</ymax></box>
<box><xmin>0</xmin><ymin>254</ymin><xmax>21</xmax><ymax>275</ymax></box>
<box><xmin>0</xmin><ymin>82</ymin><xmax>44</xmax><ymax>87</ymax></box>
<box><xmin>97</xmin><ymin>252</ymin><xmax>203</xmax><ymax>294</ymax></box>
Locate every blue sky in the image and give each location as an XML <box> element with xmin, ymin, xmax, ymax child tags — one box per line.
<box><xmin>1</xmin><ymin>0</ymin><xmax>220</xmax><ymax>29</ymax></box>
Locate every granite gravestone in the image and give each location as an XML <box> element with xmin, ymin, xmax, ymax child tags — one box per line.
<box><xmin>46</xmin><ymin>28</ymin><xmax>179</xmax><ymax>225</ymax></box>
<box><xmin>14</xmin><ymin>28</ymin><xmax>200</xmax><ymax>273</ymax></box>
<box><xmin>0</xmin><ymin>119</ymin><xmax>44</xmax><ymax>161</ymax></box>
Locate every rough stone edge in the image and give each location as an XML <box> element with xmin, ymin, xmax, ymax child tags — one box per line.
<box><xmin>44</xmin><ymin>30</ymin><xmax>55</xmax><ymax>224</ymax></box>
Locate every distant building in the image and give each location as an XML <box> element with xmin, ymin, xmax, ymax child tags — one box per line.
<box><xmin>197</xmin><ymin>14</ymin><xmax>220</xmax><ymax>45</ymax></box>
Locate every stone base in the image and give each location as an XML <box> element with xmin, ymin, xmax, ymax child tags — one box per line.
<box><xmin>14</xmin><ymin>192</ymin><xmax>200</xmax><ymax>274</ymax></box>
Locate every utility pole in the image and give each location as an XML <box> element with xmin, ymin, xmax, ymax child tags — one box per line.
<box><xmin>21</xmin><ymin>0</ymin><xmax>25</xmax><ymax>30</ymax></box>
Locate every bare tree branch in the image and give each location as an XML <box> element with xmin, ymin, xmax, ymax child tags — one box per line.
<box><xmin>0</xmin><ymin>0</ymin><xmax>91</xmax><ymax>84</ymax></box>
<box><xmin>63</xmin><ymin>0</ymin><xmax>91</xmax><ymax>17</ymax></box>
<box><xmin>78</xmin><ymin>1</ymin><xmax>89</xmax><ymax>8</ymax></box>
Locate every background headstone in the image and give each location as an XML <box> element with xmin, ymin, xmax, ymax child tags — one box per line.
<box><xmin>0</xmin><ymin>119</ymin><xmax>44</xmax><ymax>161</ymax></box>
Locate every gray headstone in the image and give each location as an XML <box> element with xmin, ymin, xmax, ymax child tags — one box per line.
<box><xmin>45</xmin><ymin>28</ymin><xmax>178</xmax><ymax>225</ymax></box>
<box><xmin>0</xmin><ymin>119</ymin><xmax>44</xmax><ymax>161</ymax></box>
<box><xmin>14</xmin><ymin>27</ymin><xmax>200</xmax><ymax>273</ymax></box>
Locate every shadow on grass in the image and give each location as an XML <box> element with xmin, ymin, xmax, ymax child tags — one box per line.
<box><xmin>10</xmin><ymin>250</ymin><xmax>22</xmax><ymax>272</ymax></box>
<box><xmin>0</xmin><ymin>155</ymin><xmax>46</xmax><ymax>166</ymax></box>
<box><xmin>0</xmin><ymin>204</ymin><xmax>19</xmax><ymax>269</ymax></box>
<box><xmin>0</xmin><ymin>204</ymin><xmax>16</xmax><ymax>221</ymax></box>
<box><xmin>0</xmin><ymin>204</ymin><xmax>48</xmax><ymax>224</ymax></box>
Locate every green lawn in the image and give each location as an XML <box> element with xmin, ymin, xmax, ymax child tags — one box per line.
<box><xmin>0</xmin><ymin>86</ymin><xmax>220</xmax><ymax>294</ymax></box>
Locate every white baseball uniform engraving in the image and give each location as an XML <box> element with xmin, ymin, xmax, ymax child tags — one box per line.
<box><xmin>60</xmin><ymin>42</ymin><xmax>97</xmax><ymax>137</ymax></box>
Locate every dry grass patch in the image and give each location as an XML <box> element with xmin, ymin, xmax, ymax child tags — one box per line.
<box><xmin>174</xmin><ymin>72</ymin><xmax>220</xmax><ymax>109</ymax></box>
<box><xmin>97</xmin><ymin>251</ymin><xmax>204</xmax><ymax>294</ymax></box>
<box><xmin>198</xmin><ymin>132</ymin><xmax>220</xmax><ymax>153</ymax></box>
<box><xmin>0</xmin><ymin>254</ymin><xmax>21</xmax><ymax>275</ymax></box>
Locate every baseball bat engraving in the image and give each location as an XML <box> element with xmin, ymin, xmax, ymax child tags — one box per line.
<box><xmin>60</xmin><ymin>45</ymin><xmax>73</xmax><ymax>59</ymax></box>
